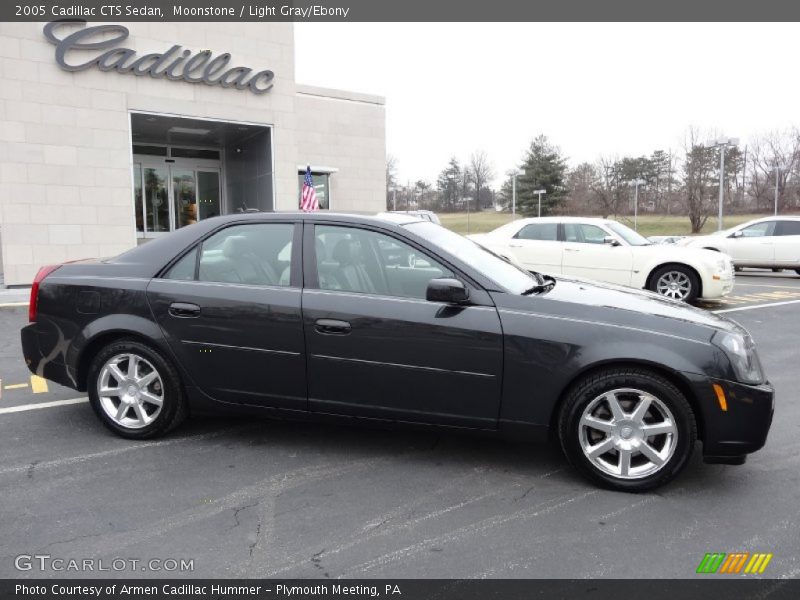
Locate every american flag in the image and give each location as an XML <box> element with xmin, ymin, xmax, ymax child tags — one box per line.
<box><xmin>300</xmin><ymin>166</ymin><xmax>319</xmax><ymax>212</ymax></box>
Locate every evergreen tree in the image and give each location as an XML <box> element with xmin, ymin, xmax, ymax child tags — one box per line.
<box><xmin>515</xmin><ymin>135</ymin><xmax>569</xmax><ymax>216</ymax></box>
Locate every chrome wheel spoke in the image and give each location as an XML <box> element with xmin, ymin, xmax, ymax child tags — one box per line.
<box><xmin>630</xmin><ymin>394</ymin><xmax>652</xmax><ymax>424</ymax></box>
<box><xmin>140</xmin><ymin>390</ymin><xmax>163</xmax><ymax>407</ymax></box>
<box><xmin>115</xmin><ymin>402</ymin><xmax>129</xmax><ymax>420</ymax></box>
<box><xmin>132</xmin><ymin>402</ymin><xmax>150</xmax><ymax>426</ymax></box>
<box><xmin>580</xmin><ymin>414</ymin><xmax>614</xmax><ymax>433</ymax></box>
<box><xmin>100</xmin><ymin>385</ymin><xmax>121</xmax><ymax>397</ymax></box>
<box><xmin>137</xmin><ymin>370</ymin><xmax>158</xmax><ymax>387</ymax></box>
<box><xmin>641</xmin><ymin>421</ymin><xmax>676</xmax><ymax>437</ymax></box>
<box><xmin>107</xmin><ymin>363</ymin><xmax>126</xmax><ymax>384</ymax></box>
<box><xmin>618</xmin><ymin>449</ymin><xmax>632</xmax><ymax>476</ymax></box>
<box><xmin>638</xmin><ymin>442</ymin><xmax>665</xmax><ymax>466</ymax></box>
<box><xmin>586</xmin><ymin>437</ymin><xmax>615</xmax><ymax>458</ymax></box>
<box><xmin>127</xmin><ymin>354</ymin><xmax>140</xmax><ymax>378</ymax></box>
<box><xmin>604</xmin><ymin>392</ymin><xmax>625</xmax><ymax>421</ymax></box>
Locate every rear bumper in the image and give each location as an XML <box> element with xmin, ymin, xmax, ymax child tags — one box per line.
<box><xmin>682</xmin><ymin>372</ymin><xmax>774</xmax><ymax>462</ymax></box>
<box><xmin>20</xmin><ymin>323</ymin><xmax>77</xmax><ymax>390</ymax></box>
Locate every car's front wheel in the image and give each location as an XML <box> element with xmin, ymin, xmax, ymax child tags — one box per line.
<box><xmin>88</xmin><ymin>339</ymin><xmax>187</xmax><ymax>439</ymax></box>
<box><xmin>649</xmin><ymin>264</ymin><xmax>700</xmax><ymax>302</ymax></box>
<box><xmin>558</xmin><ymin>368</ymin><xmax>696</xmax><ymax>492</ymax></box>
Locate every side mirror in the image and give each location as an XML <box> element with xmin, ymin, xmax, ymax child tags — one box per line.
<box><xmin>603</xmin><ymin>236</ymin><xmax>621</xmax><ymax>246</ymax></box>
<box><xmin>730</xmin><ymin>230</ymin><xmax>743</xmax><ymax>238</ymax></box>
<box><xmin>426</xmin><ymin>278</ymin><xmax>470</xmax><ymax>304</ymax></box>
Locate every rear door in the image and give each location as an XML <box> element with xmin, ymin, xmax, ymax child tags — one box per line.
<box><xmin>505</xmin><ymin>222</ymin><xmax>563</xmax><ymax>275</ymax></box>
<box><xmin>561</xmin><ymin>222</ymin><xmax>634</xmax><ymax>285</ymax></box>
<box><xmin>302</xmin><ymin>223</ymin><xmax>504</xmax><ymax>428</ymax></box>
<box><xmin>728</xmin><ymin>221</ymin><xmax>776</xmax><ymax>265</ymax></box>
<box><xmin>147</xmin><ymin>221</ymin><xmax>307</xmax><ymax>409</ymax></box>
<box><xmin>773</xmin><ymin>220</ymin><xmax>800</xmax><ymax>266</ymax></box>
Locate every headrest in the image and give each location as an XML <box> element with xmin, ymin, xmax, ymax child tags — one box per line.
<box><xmin>332</xmin><ymin>238</ymin><xmax>359</xmax><ymax>265</ymax></box>
<box><xmin>315</xmin><ymin>237</ymin><xmax>328</xmax><ymax>261</ymax></box>
<box><xmin>222</xmin><ymin>236</ymin><xmax>249</xmax><ymax>259</ymax></box>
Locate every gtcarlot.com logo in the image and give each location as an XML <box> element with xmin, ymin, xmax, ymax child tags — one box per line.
<box><xmin>696</xmin><ymin>552</ymin><xmax>773</xmax><ymax>575</ymax></box>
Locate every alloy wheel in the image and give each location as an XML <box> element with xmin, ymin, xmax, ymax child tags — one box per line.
<box><xmin>97</xmin><ymin>353</ymin><xmax>164</xmax><ymax>429</ymax></box>
<box><xmin>656</xmin><ymin>270</ymin><xmax>692</xmax><ymax>300</ymax></box>
<box><xmin>578</xmin><ymin>388</ymin><xmax>678</xmax><ymax>480</ymax></box>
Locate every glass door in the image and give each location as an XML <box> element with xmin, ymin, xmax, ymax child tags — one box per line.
<box><xmin>172</xmin><ymin>168</ymin><xmax>197</xmax><ymax>229</ymax></box>
<box><xmin>197</xmin><ymin>170</ymin><xmax>221</xmax><ymax>220</ymax></box>
<box><xmin>143</xmin><ymin>165</ymin><xmax>170</xmax><ymax>234</ymax></box>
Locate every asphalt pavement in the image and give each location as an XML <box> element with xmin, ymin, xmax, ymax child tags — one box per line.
<box><xmin>0</xmin><ymin>271</ymin><xmax>798</xmax><ymax>579</ymax></box>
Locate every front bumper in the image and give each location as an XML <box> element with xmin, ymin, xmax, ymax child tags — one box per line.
<box><xmin>700</xmin><ymin>272</ymin><xmax>735</xmax><ymax>299</ymax></box>
<box><xmin>682</xmin><ymin>372</ymin><xmax>774</xmax><ymax>462</ymax></box>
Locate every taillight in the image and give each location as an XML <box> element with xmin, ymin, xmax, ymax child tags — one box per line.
<box><xmin>29</xmin><ymin>264</ymin><xmax>61</xmax><ymax>323</ymax></box>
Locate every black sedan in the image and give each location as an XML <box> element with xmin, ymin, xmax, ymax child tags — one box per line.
<box><xmin>21</xmin><ymin>212</ymin><xmax>774</xmax><ymax>492</ymax></box>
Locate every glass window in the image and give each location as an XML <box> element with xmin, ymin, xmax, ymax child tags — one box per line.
<box><xmin>605</xmin><ymin>222</ymin><xmax>652</xmax><ymax>246</ymax></box>
<box><xmin>133</xmin><ymin>165</ymin><xmax>143</xmax><ymax>233</ymax></box>
<box><xmin>314</xmin><ymin>225</ymin><xmax>453</xmax><ymax>299</ymax></box>
<box><xmin>740</xmin><ymin>222</ymin><xmax>775</xmax><ymax>237</ymax></box>
<box><xmin>198</xmin><ymin>224</ymin><xmax>294</xmax><ymax>287</ymax></box>
<box><xmin>164</xmin><ymin>247</ymin><xmax>198</xmax><ymax>281</ymax></box>
<box><xmin>564</xmin><ymin>223</ymin><xmax>608</xmax><ymax>244</ymax></box>
<box><xmin>403</xmin><ymin>221</ymin><xmax>537</xmax><ymax>295</ymax></box>
<box><xmin>132</xmin><ymin>145</ymin><xmax>168</xmax><ymax>157</ymax></box>
<box><xmin>143</xmin><ymin>166</ymin><xmax>170</xmax><ymax>233</ymax></box>
<box><xmin>775</xmin><ymin>220</ymin><xmax>800</xmax><ymax>236</ymax></box>
<box><xmin>515</xmin><ymin>223</ymin><xmax>558</xmax><ymax>241</ymax></box>
<box><xmin>298</xmin><ymin>171</ymin><xmax>330</xmax><ymax>210</ymax></box>
<box><xmin>170</xmin><ymin>147</ymin><xmax>221</xmax><ymax>160</ymax></box>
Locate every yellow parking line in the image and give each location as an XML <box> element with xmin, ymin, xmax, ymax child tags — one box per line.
<box><xmin>30</xmin><ymin>375</ymin><xmax>48</xmax><ymax>394</ymax></box>
<box><xmin>4</xmin><ymin>383</ymin><xmax>29</xmax><ymax>390</ymax></box>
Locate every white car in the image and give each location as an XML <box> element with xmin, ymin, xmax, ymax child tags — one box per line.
<box><xmin>469</xmin><ymin>217</ymin><xmax>734</xmax><ymax>302</ymax></box>
<box><xmin>678</xmin><ymin>216</ymin><xmax>800</xmax><ymax>275</ymax></box>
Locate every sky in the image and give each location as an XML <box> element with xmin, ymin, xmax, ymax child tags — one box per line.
<box><xmin>294</xmin><ymin>23</ymin><xmax>799</xmax><ymax>186</ymax></box>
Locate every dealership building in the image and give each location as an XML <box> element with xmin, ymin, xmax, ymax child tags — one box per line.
<box><xmin>0</xmin><ymin>21</ymin><xmax>386</xmax><ymax>286</ymax></box>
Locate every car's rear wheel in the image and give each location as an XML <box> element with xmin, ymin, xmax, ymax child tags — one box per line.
<box><xmin>558</xmin><ymin>368</ymin><xmax>696</xmax><ymax>492</ymax></box>
<box><xmin>795</xmin><ymin>268</ymin><xmax>800</xmax><ymax>276</ymax></box>
<box><xmin>88</xmin><ymin>339</ymin><xmax>187</xmax><ymax>439</ymax></box>
<box><xmin>649</xmin><ymin>264</ymin><xmax>699</xmax><ymax>302</ymax></box>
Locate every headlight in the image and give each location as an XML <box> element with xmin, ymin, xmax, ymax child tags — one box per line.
<box><xmin>712</xmin><ymin>330</ymin><xmax>764</xmax><ymax>384</ymax></box>
<box><xmin>715</xmin><ymin>258</ymin><xmax>727</xmax><ymax>271</ymax></box>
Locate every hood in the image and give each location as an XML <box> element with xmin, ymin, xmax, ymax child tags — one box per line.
<box><xmin>497</xmin><ymin>274</ymin><xmax>744</xmax><ymax>341</ymax></box>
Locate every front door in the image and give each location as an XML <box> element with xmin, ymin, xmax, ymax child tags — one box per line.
<box><xmin>302</xmin><ymin>223</ymin><xmax>504</xmax><ymax>428</ymax></box>
<box><xmin>561</xmin><ymin>222</ymin><xmax>634</xmax><ymax>285</ymax></box>
<box><xmin>728</xmin><ymin>221</ymin><xmax>777</xmax><ymax>265</ymax></box>
<box><xmin>147</xmin><ymin>221</ymin><xmax>307</xmax><ymax>409</ymax></box>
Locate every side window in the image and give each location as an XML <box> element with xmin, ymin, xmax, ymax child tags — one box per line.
<box><xmin>565</xmin><ymin>223</ymin><xmax>607</xmax><ymax>244</ymax></box>
<box><xmin>314</xmin><ymin>225</ymin><xmax>453</xmax><ymax>299</ymax></box>
<box><xmin>740</xmin><ymin>222</ymin><xmax>775</xmax><ymax>238</ymax></box>
<box><xmin>164</xmin><ymin>247</ymin><xmax>198</xmax><ymax>281</ymax></box>
<box><xmin>515</xmin><ymin>223</ymin><xmax>558</xmax><ymax>241</ymax></box>
<box><xmin>775</xmin><ymin>220</ymin><xmax>800</xmax><ymax>236</ymax></box>
<box><xmin>196</xmin><ymin>223</ymin><xmax>294</xmax><ymax>286</ymax></box>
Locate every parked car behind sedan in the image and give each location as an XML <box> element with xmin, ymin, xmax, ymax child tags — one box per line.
<box><xmin>470</xmin><ymin>217</ymin><xmax>734</xmax><ymax>302</ymax></box>
<box><xmin>21</xmin><ymin>212</ymin><xmax>772</xmax><ymax>492</ymax></box>
<box><xmin>678</xmin><ymin>216</ymin><xmax>800</xmax><ymax>275</ymax></box>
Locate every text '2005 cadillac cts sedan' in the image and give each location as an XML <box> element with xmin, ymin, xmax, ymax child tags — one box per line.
<box><xmin>21</xmin><ymin>212</ymin><xmax>774</xmax><ymax>492</ymax></box>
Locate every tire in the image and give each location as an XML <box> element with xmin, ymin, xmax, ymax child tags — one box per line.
<box><xmin>558</xmin><ymin>367</ymin><xmax>696</xmax><ymax>492</ymax></box>
<box><xmin>87</xmin><ymin>339</ymin><xmax>187</xmax><ymax>439</ymax></box>
<box><xmin>648</xmin><ymin>264</ymin><xmax>700</xmax><ymax>302</ymax></box>
<box><xmin>772</xmin><ymin>268</ymin><xmax>783</xmax><ymax>273</ymax></box>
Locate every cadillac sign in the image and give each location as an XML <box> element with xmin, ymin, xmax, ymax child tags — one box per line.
<box><xmin>43</xmin><ymin>21</ymin><xmax>275</xmax><ymax>94</ymax></box>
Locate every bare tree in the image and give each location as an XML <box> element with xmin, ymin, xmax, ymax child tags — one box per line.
<box><xmin>681</xmin><ymin>128</ymin><xmax>717</xmax><ymax>233</ymax></box>
<box><xmin>747</xmin><ymin>130</ymin><xmax>800</xmax><ymax>213</ymax></box>
<box><xmin>467</xmin><ymin>150</ymin><xmax>495</xmax><ymax>211</ymax></box>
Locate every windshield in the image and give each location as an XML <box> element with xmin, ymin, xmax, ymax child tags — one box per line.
<box><xmin>404</xmin><ymin>221</ymin><xmax>537</xmax><ymax>294</ymax></box>
<box><xmin>605</xmin><ymin>222</ymin><xmax>652</xmax><ymax>246</ymax></box>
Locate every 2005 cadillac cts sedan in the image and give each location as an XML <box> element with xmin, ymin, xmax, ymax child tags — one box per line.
<box><xmin>21</xmin><ymin>213</ymin><xmax>774</xmax><ymax>492</ymax></box>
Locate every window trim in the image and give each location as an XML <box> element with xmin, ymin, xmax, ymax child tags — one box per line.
<box><xmin>159</xmin><ymin>220</ymin><xmax>303</xmax><ymax>289</ymax></box>
<box><xmin>302</xmin><ymin>222</ymin><xmax>477</xmax><ymax>299</ymax></box>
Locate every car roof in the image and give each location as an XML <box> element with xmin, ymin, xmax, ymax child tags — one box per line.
<box><xmin>512</xmin><ymin>216</ymin><xmax>615</xmax><ymax>225</ymax></box>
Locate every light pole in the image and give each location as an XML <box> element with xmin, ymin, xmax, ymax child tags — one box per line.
<box><xmin>772</xmin><ymin>164</ymin><xmax>789</xmax><ymax>216</ymax></box>
<box><xmin>708</xmin><ymin>136</ymin><xmax>739</xmax><ymax>231</ymax></box>
<box><xmin>509</xmin><ymin>169</ymin><xmax>525</xmax><ymax>219</ymax></box>
<box><xmin>627</xmin><ymin>179</ymin><xmax>646</xmax><ymax>231</ymax></box>
<box><xmin>533</xmin><ymin>189</ymin><xmax>546</xmax><ymax>217</ymax></box>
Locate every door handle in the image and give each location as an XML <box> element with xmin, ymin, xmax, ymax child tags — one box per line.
<box><xmin>315</xmin><ymin>318</ymin><xmax>351</xmax><ymax>335</ymax></box>
<box><xmin>168</xmin><ymin>302</ymin><xmax>201</xmax><ymax>318</ymax></box>
<box><xmin>564</xmin><ymin>248</ymin><xmax>580</xmax><ymax>252</ymax></box>
<box><xmin>509</xmin><ymin>243</ymin><xmax>523</xmax><ymax>248</ymax></box>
